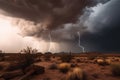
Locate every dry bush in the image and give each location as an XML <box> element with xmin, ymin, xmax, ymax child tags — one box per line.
<box><xmin>33</xmin><ymin>65</ymin><xmax>45</xmax><ymax>75</ymax></box>
<box><xmin>52</xmin><ymin>55</ymin><xmax>56</xmax><ymax>58</ymax></box>
<box><xmin>19</xmin><ymin>53</ymin><xmax>35</xmax><ymax>67</ymax></box>
<box><xmin>87</xmin><ymin>55</ymin><xmax>97</xmax><ymax>60</ymax></box>
<box><xmin>96</xmin><ymin>59</ymin><xmax>111</xmax><ymax>66</ymax></box>
<box><xmin>113</xmin><ymin>57</ymin><xmax>120</xmax><ymax>62</ymax></box>
<box><xmin>105</xmin><ymin>59</ymin><xmax>111</xmax><ymax>65</ymax></box>
<box><xmin>58</xmin><ymin>63</ymin><xmax>71</xmax><ymax>73</ymax></box>
<box><xmin>76</xmin><ymin>59</ymin><xmax>81</xmax><ymax>63</ymax></box>
<box><xmin>34</xmin><ymin>58</ymin><xmax>42</xmax><ymax>62</ymax></box>
<box><xmin>70</xmin><ymin>63</ymin><xmax>78</xmax><ymax>68</ymax></box>
<box><xmin>111</xmin><ymin>63</ymin><xmax>120</xmax><ymax>76</ymax></box>
<box><xmin>0</xmin><ymin>48</ymin><xmax>44</xmax><ymax>79</ymax></box>
<box><xmin>66</xmin><ymin>67</ymin><xmax>86</xmax><ymax>80</ymax></box>
<box><xmin>44</xmin><ymin>52</ymin><xmax>52</xmax><ymax>61</ymax></box>
<box><xmin>44</xmin><ymin>57</ymin><xmax>51</xmax><ymax>61</ymax></box>
<box><xmin>96</xmin><ymin>59</ymin><xmax>105</xmax><ymax>66</ymax></box>
<box><xmin>48</xmin><ymin>63</ymin><xmax>58</xmax><ymax>70</ymax></box>
<box><xmin>60</xmin><ymin>53</ymin><xmax>73</xmax><ymax>62</ymax></box>
<box><xmin>14</xmin><ymin>47</ymin><xmax>38</xmax><ymax>71</ymax></box>
<box><xmin>0</xmin><ymin>52</ymin><xmax>5</xmax><ymax>61</ymax></box>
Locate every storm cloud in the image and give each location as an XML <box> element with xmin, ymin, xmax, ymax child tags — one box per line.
<box><xmin>0</xmin><ymin>0</ymin><xmax>110</xmax><ymax>32</ymax></box>
<box><xmin>81</xmin><ymin>0</ymin><xmax>120</xmax><ymax>52</ymax></box>
<box><xmin>1</xmin><ymin>0</ymin><xmax>119</xmax><ymax>53</ymax></box>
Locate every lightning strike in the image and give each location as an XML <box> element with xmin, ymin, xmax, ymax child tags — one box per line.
<box><xmin>48</xmin><ymin>32</ymin><xmax>51</xmax><ymax>52</ymax></box>
<box><xmin>77</xmin><ymin>32</ymin><xmax>85</xmax><ymax>53</ymax></box>
<box><xmin>48</xmin><ymin>31</ymin><xmax>55</xmax><ymax>52</ymax></box>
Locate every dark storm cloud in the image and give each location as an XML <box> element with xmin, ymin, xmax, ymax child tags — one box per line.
<box><xmin>0</xmin><ymin>0</ymin><xmax>90</xmax><ymax>29</ymax></box>
<box><xmin>0</xmin><ymin>0</ymin><xmax>112</xmax><ymax>52</ymax></box>
<box><xmin>81</xmin><ymin>0</ymin><xmax>120</xmax><ymax>52</ymax></box>
<box><xmin>12</xmin><ymin>0</ymin><xmax>111</xmax><ymax>43</ymax></box>
<box><xmin>0</xmin><ymin>0</ymin><xmax>110</xmax><ymax>30</ymax></box>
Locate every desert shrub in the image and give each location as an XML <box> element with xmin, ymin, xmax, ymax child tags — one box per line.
<box><xmin>0</xmin><ymin>52</ymin><xmax>5</xmax><ymax>61</ymax></box>
<box><xmin>101</xmin><ymin>55</ymin><xmax>107</xmax><ymax>59</ymax></box>
<box><xmin>66</xmin><ymin>67</ymin><xmax>86</xmax><ymax>80</ymax></box>
<box><xmin>96</xmin><ymin>59</ymin><xmax>111</xmax><ymax>66</ymax></box>
<box><xmin>33</xmin><ymin>65</ymin><xmax>45</xmax><ymax>74</ymax></box>
<box><xmin>60</xmin><ymin>53</ymin><xmax>73</xmax><ymax>62</ymax></box>
<box><xmin>34</xmin><ymin>58</ymin><xmax>42</xmax><ymax>62</ymax></box>
<box><xmin>58</xmin><ymin>63</ymin><xmax>71</xmax><ymax>73</ymax></box>
<box><xmin>97</xmin><ymin>59</ymin><xmax>106</xmax><ymax>66</ymax></box>
<box><xmin>52</xmin><ymin>55</ymin><xmax>56</xmax><ymax>58</ymax></box>
<box><xmin>20</xmin><ymin>46</ymin><xmax>38</xmax><ymax>54</ymax></box>
<box><xmin>44</xmin><ymin>52</ymin><xmax>52</xmax><ymax>61</ymax></box>
<box><xmin>87</xmin><ymin>55</ymin><xmax>97</xmax><ymax>60</ymax></box>
<box><xmin>48</xmin><ymin>63</ymin><xmax>58</xmax><ymax>70</ymax></box>
<box><xmin>24</xmin><ymin>54</ymin><xmax>34</xmax><ymax>65</ymax></box>
<box><xmin>44</xmin><ymin>56</ymin><xmax>51</xmax><ymax>61</ymax></box>
<box><xmin>105</xmin><ymin>59</ymin><xmax>111</xmax><ymax>65</ymax></box>
<box><xmin>114</xmin><ymin>58</ymin><xmax>119</xmax><ymax>62</ymax></box>
<box><xmin>70</xmin><ymin>63</ymin><xmax>78</xmax><ymax>68</ymax></box>
<box><xmin>19</xmin><ymin>54</ymin><xmax>38</xmax><ymax>70</ymax></box>
<box><xmin>111</xmin><ymin>63</ymin><xmax>120</xmax><ymax>76</ymax></box>
<box><xmin>18</xmin><ymin>47</ymin><xmax>38</xmax><ymax>69</ymax></box>
<box><xmin>76</xmin><ymin>59</ymin><xmax>81</xmax><ymax>63</ymax></box>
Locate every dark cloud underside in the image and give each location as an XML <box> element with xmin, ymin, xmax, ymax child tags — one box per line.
<box><xmin>0</xmin><ymin>0</ymin><xmax>110</xmax><ymax>30</ymax></box>
<box><xmin>82</xmin><ymin>0</ymin><xmax>120</xmax><ymax>52</ymax></box>
<box><xmin>1</xmin><ymin>0</ymin><xmax>119</xmax><ymax>53</ymax></box>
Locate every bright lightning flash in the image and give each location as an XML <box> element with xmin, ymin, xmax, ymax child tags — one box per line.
<box><xmin>77</xmin><ymin>32</ymin><xmax>85</xmax><ymax>53</ymax></box>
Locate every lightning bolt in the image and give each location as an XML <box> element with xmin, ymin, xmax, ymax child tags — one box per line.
<box><xmin>48</xmin><ymin>32</ymin><xmax>52</xmax><ymax>52</ymax></box>
<box><xmin>48</xmin><ymin>31</ymin><xmax>55</xmax><ymax>52</ymax></box>
<box><xmin>77</xmin><ymin>32</ymin><xmax>85</xmax><ymax>53</ymax></box>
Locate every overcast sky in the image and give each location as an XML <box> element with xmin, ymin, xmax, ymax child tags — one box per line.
<box><xmin>0</xmin><ymin>0</ymin><xmax>119</xmax><ymax>53</ymax></box>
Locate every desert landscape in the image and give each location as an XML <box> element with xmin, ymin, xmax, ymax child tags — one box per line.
<box><xmin>0</xmin><ymin>1</ymin><xmax>120</xmax><ymax>80</ymax></box>
<box><xmin>0</xmin><ymin>47</ymin><xmax>120</xmax><ymax>80</ymax></box>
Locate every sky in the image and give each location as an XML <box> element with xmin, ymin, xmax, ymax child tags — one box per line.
<box><xmin>0</xmin><ymin>0</ymin><xmax>120</xmax><ymax>53</ymax></box>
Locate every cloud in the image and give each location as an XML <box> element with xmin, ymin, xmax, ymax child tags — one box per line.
<box><xmin>0</xmin><ymin>0</ymin><xmax>111</xmax><ymax>32</ymax></box>
<box><xmin>81</xmin><ymin>0</ymin><xmax>120</xmax><ymax>52</ymax></box>
<box><xmin>0</xmin><ymin>0</ymin><xmax>113</xmax><ymax>52</ymax></box>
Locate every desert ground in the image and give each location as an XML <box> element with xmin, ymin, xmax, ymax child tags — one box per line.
<box><xmin>0</xmin><ymin>52</ymin><xmax>120</xmax><ymax>80</ymax></box>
